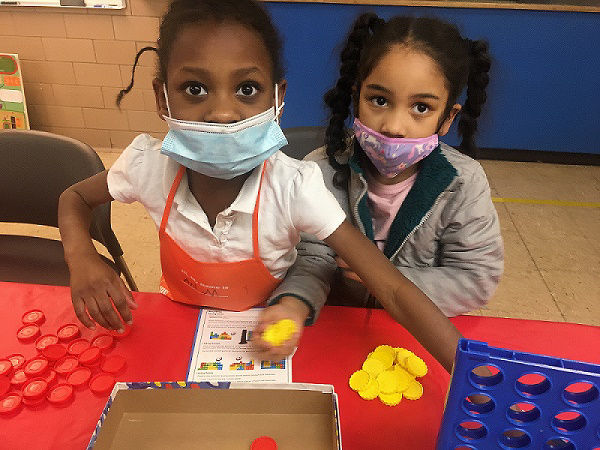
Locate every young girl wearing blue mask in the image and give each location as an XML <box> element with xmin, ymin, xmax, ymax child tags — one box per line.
<box><xmin>299</xmin><ymin>15</ymin><xmax>504</xmax><ymax>315</ymax></box>
<box><xmin>59</xmin><ymin>0</ymin><xmax>462</xmax><ymax>371</ymax></box>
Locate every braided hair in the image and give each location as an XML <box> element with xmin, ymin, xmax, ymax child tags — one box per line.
<box><xmin>325</xmin><ymin>15</ymin><xmax>491</xmax><ymax>186</ymax></box>
<box><xmin>116</xmin><ymin>0</ymin><xmax>284</xmax><ymax>107</ymax></box>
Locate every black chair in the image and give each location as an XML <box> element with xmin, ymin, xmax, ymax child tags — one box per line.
<box><xmin>282</xmin><ymin>126</ymin><xmax>326</xmax><ymax>160</ymax></box>
<box><xmin>0</xmin><ymin>130</ymin><xmax>137</xmax><ymax>290</ymax></box>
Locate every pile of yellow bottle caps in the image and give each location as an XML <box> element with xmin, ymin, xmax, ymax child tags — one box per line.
<box><xmin>348</xmin><ymin>345</ymin><xmax>427</xmax><ymax>406</ymax></box>
<box><xmin>261</xmin><ymin>319</ymin><xmax>297</xmax><ymax>346</ymax></box>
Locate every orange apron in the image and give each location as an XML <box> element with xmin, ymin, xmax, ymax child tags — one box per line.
<box><xmin>158</xmin><ymin>164</ymin><xmax>281</xmax><ymax>311</ymax></box>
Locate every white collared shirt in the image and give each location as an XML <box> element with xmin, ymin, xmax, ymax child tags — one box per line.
<box><xmin>107</xmin><ymin>134</ymin><xmax>346</xmax><ymax>279</ymax></box>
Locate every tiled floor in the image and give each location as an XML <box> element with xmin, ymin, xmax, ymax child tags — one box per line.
<box><xmin>2</xmin><ymin>152</ymin><xmax>599</xmax><ymax>326</ymax></box>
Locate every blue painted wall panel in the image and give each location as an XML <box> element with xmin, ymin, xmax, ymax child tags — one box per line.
<box><xmin>266</xmin><ymin>2</ymin><xmax>600</xmax><ymax>154</ymax></box>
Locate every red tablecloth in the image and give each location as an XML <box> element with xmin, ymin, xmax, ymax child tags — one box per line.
<box><xmin>1</xmin><ymin>282</ymin><xmax>599</xmax><ymax>450</ymax></box>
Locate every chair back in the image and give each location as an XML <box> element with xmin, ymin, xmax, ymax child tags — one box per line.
<box><xmin>282</xmin><ymin>126</ymin><xmax>326</xmax><ymax>160</ymax></box>
<box><xmin>0</xmin><ymin>130</ymin><xmax>123</xmax><ymax>259</ymax></box>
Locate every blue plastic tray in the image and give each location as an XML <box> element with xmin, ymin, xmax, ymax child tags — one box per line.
<box><xmin>436</xmin><ymin>339</ymin><xmax>600</xmax><ymax>449</ymax></box>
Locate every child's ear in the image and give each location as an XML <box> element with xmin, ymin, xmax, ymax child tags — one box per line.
<box><xmin>276</xmin><ymin>79</ymin><xmax>287</xmax><ymax>119</ymax></box>
<box><xmin>152</xmin><ymin>78</ymin><xmax>169</xmax><ymax>120</ymax></box>
<box><xmin>438</xmin><ymin>104</ymin><xmax>462</xmax><ymax>136</ymax></box>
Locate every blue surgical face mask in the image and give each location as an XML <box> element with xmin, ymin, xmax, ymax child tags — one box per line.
<box><xmin>160</xmin><ymin>84</ymin><xmax>288</xmax><ymax>180</ymax></box>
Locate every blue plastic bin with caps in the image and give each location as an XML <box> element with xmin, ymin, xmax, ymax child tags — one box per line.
<box><xmin>436</xmin><ymin>338</ymin><xmax>600</xmax><ymax>449</ymax></box>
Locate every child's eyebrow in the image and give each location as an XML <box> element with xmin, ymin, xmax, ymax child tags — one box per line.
<box><xmin>411</xmin><ymin>93</ymin><xmax>441</xmax><ymax>100</ymax></box>
<box><xmin>232</xmin><ymin>66</ymin><xmax>263</xmax><ymax>78</ymax></box>
<box><xmin>364</xmin><ymin>84</ymin><xmax>393</xmax><ymax>95</ymax></box>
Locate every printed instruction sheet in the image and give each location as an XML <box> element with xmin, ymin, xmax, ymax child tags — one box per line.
<box><xmin>187</xmin><ymin>308</ymin><xmax>292</xmax><ymax>383</ymax></box>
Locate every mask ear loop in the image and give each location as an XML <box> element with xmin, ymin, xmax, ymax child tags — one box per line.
<box><xmin>274</xmin><ymin>84</ymin><xmax>284</xmax><ymax>125</ymax></box>
<box><xmin>162</xmin><ymin>83</ymin><xmax>172</xmax><ymax>118</ymax></box>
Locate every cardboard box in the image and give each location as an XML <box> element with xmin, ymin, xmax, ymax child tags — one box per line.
<box><xmin>89</xmin><ymin>382</ymin><xmax>342</xmax><ymax>449</ymax></box>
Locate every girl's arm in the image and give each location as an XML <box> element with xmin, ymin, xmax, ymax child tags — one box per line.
<box><xmin>325</xmin><ymin>221</ymin><xmax>462</xmax><ymax>372</ymax></box>
<box><xmin>58</xmin><ymin>171</ymin><xmax>136</xmax><ymax>331</ymax></box>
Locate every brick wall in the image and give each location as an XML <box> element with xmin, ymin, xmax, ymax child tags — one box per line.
<box><xmin>0</xmin><ymin>0</ymin><xmax>171</xmax><ymax>150</ymax></box>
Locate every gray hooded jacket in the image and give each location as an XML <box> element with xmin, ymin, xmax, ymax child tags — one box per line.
<box><xmin>268</xmin><ymin>141</ymin><xmax>503</xmax><ymax>323</ymax></box>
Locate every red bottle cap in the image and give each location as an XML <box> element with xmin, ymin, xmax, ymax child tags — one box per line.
<box><xmin>44</xmin><ymin>369</ymin><xmax>57</xmax><ymax>385</ymax></box>
<box><xmin>22</xmin><ymin>309</ymin><xmax>45</xmax><ymax>326</ymax></box>
<box><xmin>57</xmin><ymin>324</ymin><xmax>81</xmax><ymax>342</ymax></box>
<box><xmin>47</xmin><ymin>383</ymin><xmax>74</xmax><ymax>407</ymax></box>
<box><xmin>22</xmin><ymin>396</ymin><xmax>46</xmax><ymax>407</ymax></box>
<box><xmin>67</xmin><ymin>338</ymin><xmax>90</xmax><ymax>356</ymax></box>
<box><xmin>91</xmin><ymin>333</ymin><xmax>115</xmax><ymax>352</ymax></box>
<box><xmin>250</xmin><ymin>436</ymin><xmax>278</xmax><ymax>450</ymax></box>
<box><xmin>0</xmin><ymin>375</ymin><xmax>11</xmax><ymax>397</ymax></box>
<box><xmin>7</xmin><ymin>354</ymin><xmax>25</xmax><ymax>370</ymax></box>
<box><xmin>54</xmin><ymin>356</ymin><xmax>79</xmax><ymax>375</ymax></box>
<box><xmin>10</xmin><ymin>369</ymin><xmax>27</xmax><ymax>388</ymax></box>
<box><xmin>17</xmin><ymin>324</ymin><xmax>41</xmax><ymax>343</ymax></box>
<box><xmin>0</xmin><ymin>393</ymin><xmax>22</xmax><ymax>415</ymax></box>
<box><xmin>109</xmin><ymin>323</ymin><xmax>131</xmax><ymax>338</ymax></box>
<box><xmin>42</xmin><ymin>344</ymin><xmax>68</xmax><ymax>361</ymax></box>
<box><xmin>89</xmin><ymin>373</ymin><xmax>115</xmax><ymax>396</ymax></box>
<box><xmin>35</xmin><ymin>334</ymin><xmax>59</xmax><ymax>352</ymax></box>
<box><xmin>0</xmin><ymin>359</ymin><xmax>13</xmax><ymax>378</ymax></box>
<box><xmin>24</xmin><ymin>357</ymin><xmax>49</xmax><ymax>377</ymax></box>
<box><xmin>79</xmin><ymin>347</ymin><xmax>102</xmax><ymax>366</ymax></box>
<box><xmin>66</xmin><ymin>366</ymin><xmax>92</xmax><ymax>389</ymax></box>
<box><xmin>22</xmin><ymin>377</ymin><xmax>49</xmax><ymax>401</ymax></box>
<box><xmin>101</xmin><ymin>355</ymin><xmax>127</xmax><ymax>374</ymax></box>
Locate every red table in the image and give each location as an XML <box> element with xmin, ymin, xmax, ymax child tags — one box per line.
<box><xmin>1</xmin><ymin>282</ymin><xmax>599</xmax><ymax>450</ymax></box>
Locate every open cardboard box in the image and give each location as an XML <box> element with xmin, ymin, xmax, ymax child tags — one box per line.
<box><xmin>88</xmin><ymin>382</ymin><xmax>341</xmax><ymax>449</ymax></box>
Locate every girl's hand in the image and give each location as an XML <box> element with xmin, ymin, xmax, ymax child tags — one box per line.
<box><xmin>253</xmin><ymin>296</ymin><xmax>309</xmax><ymax>361</ymax></box>
<box><xmin>336</xmin><ymin>256</ymin><xmax>363</xmax><ymax>284</ymax></box>
<box><xmin>68</xmin><ymin>253</ymin><xmax>137</xmax><ymax>331</ymax></box>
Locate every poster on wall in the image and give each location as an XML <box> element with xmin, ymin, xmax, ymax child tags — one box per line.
<box><xmin>0</xmin><ymin>53</ymin><xmax>29</xmax><ymax>130</ymax></box>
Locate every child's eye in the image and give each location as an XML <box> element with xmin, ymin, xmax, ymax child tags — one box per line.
<box><xmin>236</xmin><ymin>83</ymin><xmax>260</xmax><ymax>97</ymax></box>
<box><xmin>184</xmin><ymin>83</ymin><xmax>207</xmax><ymax>97</ymax></box>
<box><xmin>412</xmin><ymin>103</ymin><xmax>430</xmax><ymax>115</ymax></box>
<box><xmin>370</xmin><ymin>96</ymin><xmax>388</xmax><ymax>107</ymax></box>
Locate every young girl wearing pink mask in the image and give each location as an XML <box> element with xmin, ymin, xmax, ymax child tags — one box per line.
<box><xmin>300</xmin><ymin>15</ymin><xmax>504</xmax><ymax>315</ymax></box>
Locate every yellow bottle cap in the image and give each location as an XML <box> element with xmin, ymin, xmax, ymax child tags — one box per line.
<box><xmin>393</xmin><ymin>369</ymin><xmax>411</xmax><ymax>392</ymax></box>
<box><xmin>406</xmin><ymin>355</ymin><xmax>428</xmax><ymax>378</ymax></box>
<box><xmin>374</xmin><ymin>345</ymin><xmax>395</xmax><ymax>357</ymax></box>
<box><xmin>403</xmin><ymin>379</ymin><xmax>424</xmax><ymax>400</ymax></box>
<box><xmin>358</xmin><ymin>378</ymin><xmax>379</xmax><ymax>400</ymax></box>
<box><xmin>378</xmin><ymin>391</ymin><xmax>403</xmax><ymax>406</ymax></box>
<box><xmin>395</xmin><ymin>348</ymin><xmax>414</xmax><ymax>366</ymax></box>
<box><xmin>261</xmin><ymin>319</ymin><xmax>297</xmax><ymax>347</ymax></box>
<box><xmin>349</xmin><ymin>370</ymin><xmax>371</xmax><ymax>392</ymax></box>
<box><xmin>393</xmin><ymin>364</ymin><xmax>415</xmax><ymax>380</ymax></box>
<box><xmin>362</xmin><ymin>357</ymin><xmax>385</xmax><ymax>376</ymax></box>
<box><xmin>377</xmin><ymin>370</ymin><xmax>399</xmax><ymax>394</ymax></box>
<box><xmin>370</xmin><ymin>351</ymin><xmax>394</xmax><ymax>370</ymax></box>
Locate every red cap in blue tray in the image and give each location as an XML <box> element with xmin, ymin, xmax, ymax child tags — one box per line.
<box><xmin>47</xmin><ymin>383</ymin><xmax>74</xmax><ymax>407</ymax></box>
<box><xmin>24</xmin><ymin>357</ymin><xmax>49</xmax><ymax>378</ymax></box>
<box><xmin>57</xmin><ymin>324</ymin><xmax>81</xmax><ymax>342</ymax></box>
<box><xmin>22</xmin><ymin>377</ymin><xmax>49</xmax><ymax>403</ymax></box>
<box><xmin>35</xmin><ymin>334</ymin><xmax>59</xmax><ymax>352</ymax></box>
<box><xmin>89</xmin><ymin>373</ymin><xmax>115</xmax><ymax>396</ymax></box>
<box><xmin>17</xmin><ymin>324</ymin><xmax>41</xmax><ymax>343</ymax></box>
<box><xmin>22</xmin><ymin>310</ymin><xmax>45</xmax><ymax>326</ymax></box>
<box><xmin>109</xmin><ymin>323</ymin><xmax>132</xmax><ymax>338</ymax></box>
<box><xmin>10</xmin><ymin>369</ymin><xmax>27</xmax><ymax>388</ymax></box>
<box><xmin>66</xmin><ymin>366</ymin><xmax>92</xmax><ymax>389</ymax></box>
<box><xmin>0</xmin><ymin>392</ymin><xmax>22</xmax><ymax>416</ymax></box>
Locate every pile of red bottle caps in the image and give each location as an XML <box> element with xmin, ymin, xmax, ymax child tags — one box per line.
<box><xmin>0</xmin><ymin>309</ymin><xmax>129</xmax><ymax>416</ymax></box>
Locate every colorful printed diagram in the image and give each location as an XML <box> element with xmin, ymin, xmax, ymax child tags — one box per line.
<box><xmin>210</xmin><ymin>331</ymin><xmax>232</xmax><ymax>340</ymax></box>
<box><xmin>261</xmin><ymin>360</ymin><xmax>286</xmax><ymax>370</ymax></box>
<box><xmin>198</xmin><ymin>361</ymin><xmax>223</xmax><ymax>371</ymax></box>
<box><xmin>230</xmin><ymin>360</ymin><xmax>254</xmax><ymax>371</ymax></box>
<box><xmin>0</xmin><ymin>54</ymin><xmax>29</xmax><ymax>130</ymax></box>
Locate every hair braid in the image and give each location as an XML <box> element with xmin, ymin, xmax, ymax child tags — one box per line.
<box><xmin>116</xmin><ymin>47</ymin><xmax>157</xmax><ymax>108</ymax></box>
<box><xmin>458</xmin><ymin>39</ymin><xmax>491</xmax><ymax>157</ymax></box>
<box><xmin>324</xmin><ymin>13</ymin><xmax>383</xmax><ymax>188</ymax></box>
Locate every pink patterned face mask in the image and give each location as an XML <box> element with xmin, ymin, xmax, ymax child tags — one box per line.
<box><xmin>353</xmin><ymin>118</ymin><xmax>439</xmax><ymax>178</ymax></box>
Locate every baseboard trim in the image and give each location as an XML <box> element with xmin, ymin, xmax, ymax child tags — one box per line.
<box><xmin>475</xmin><ymin>148</ymin><xmax>600</xmax><ymax>166</ymax></box>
